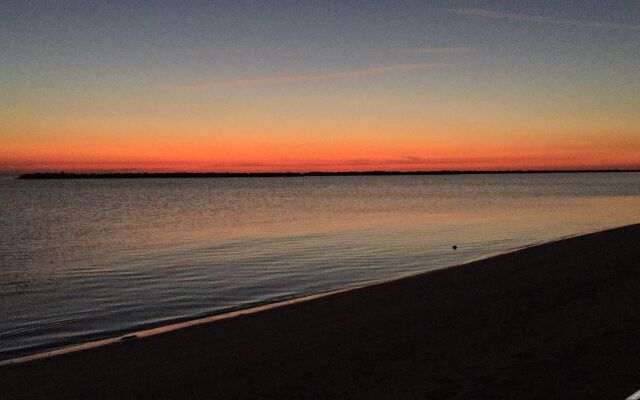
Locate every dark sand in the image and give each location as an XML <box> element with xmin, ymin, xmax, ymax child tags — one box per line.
<box><xmin>2</xmin><ymin>224</ymin><xmax>640</xmax><ymax>399</ymax></box>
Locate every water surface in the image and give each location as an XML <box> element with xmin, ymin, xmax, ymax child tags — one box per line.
<box><xmin>1</xmin><ymin>173</ymin><xmax>639</xmax><ymax>360</ymax></box>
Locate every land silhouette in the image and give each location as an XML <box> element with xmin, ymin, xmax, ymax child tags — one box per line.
<box><xmin>16</xmin><ymin>169</ymin><xmax>639</xmax><ymax>179</ymax></box>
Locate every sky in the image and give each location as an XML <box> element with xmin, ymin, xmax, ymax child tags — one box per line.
<box><xmin>1</xmin><ymin>0</ymin><xmax>639</xmax><ymax>172</ymax></box>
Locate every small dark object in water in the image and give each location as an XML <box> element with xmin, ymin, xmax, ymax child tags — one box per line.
<box><xmin>452</xmin><ymin>245</ymin><xmax>457</xmax><ymax>250</ymax></box>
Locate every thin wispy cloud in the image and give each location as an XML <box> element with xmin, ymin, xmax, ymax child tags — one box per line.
<box><xmin>449</xmin><ymin>8</ymin><xmax>640</xmax><ymax>32</ymax></box>
<box><xmin>182</xmin><ymin>63</ymin><xmax>451</xmax><ymax>90</ymax></box>
<box><xmin>405</xmin><ymin>47</ymin><xmax>471</xmax><ymax>54</ymax></box>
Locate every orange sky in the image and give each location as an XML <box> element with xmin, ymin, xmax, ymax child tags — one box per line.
<box><xmin>2</xmin><ymin>3</ymin><xmax>639</xmax><ymax>172</ymax></box>
<box><xmin>2</xmin><ymin>124</ymin><xmax>638</xmax><ymax>172</ymax></box>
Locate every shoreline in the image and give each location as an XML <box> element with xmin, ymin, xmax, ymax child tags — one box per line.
<box><xmin>0</xmin><ymin>229</ymin><xmax>591</xmax><ymax>366</ymax></box>
<box><xmin>0</xmin><ymin>282</ymin><xmax>379</xmax><ymax>366</ymax></box>
<box><xmin>2</xmin><ymin>223</ymin><xmax>640</xmax><ymax>398</ymax></box>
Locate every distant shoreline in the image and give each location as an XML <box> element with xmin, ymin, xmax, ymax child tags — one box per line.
<box><xmin>16</xmin><ymin>169</ymin><xmax>640</xmax><ymax>179</ymax></box>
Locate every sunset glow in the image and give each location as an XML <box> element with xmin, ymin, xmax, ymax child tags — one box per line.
<box><xmin>2</xmin><ymin>2</ymin><xmax>639</xmax><ymax>172</ymax></box>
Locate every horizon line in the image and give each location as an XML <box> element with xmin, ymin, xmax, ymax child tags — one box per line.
<box><xmin>16</xmin><ymin>169</ymin><xmax>640</xmax><ymax>179</ymax></box>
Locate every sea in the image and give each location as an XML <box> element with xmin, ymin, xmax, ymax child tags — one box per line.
<box><xmin>1</xmin><ymin>172</ymin><xmax>639</xmax><ymax>360</ymax></box>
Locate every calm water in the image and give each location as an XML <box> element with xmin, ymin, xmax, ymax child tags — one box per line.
<box><xmin>1</xmin><ymin>173</ymin><xmax>639</xmax><ymax>360</ymax></box>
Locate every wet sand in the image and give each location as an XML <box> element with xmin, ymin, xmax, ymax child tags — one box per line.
<box><xmin>1</xmin><ymin>224</ymin><xmax>640</xmax><ymax>399</ymax></box>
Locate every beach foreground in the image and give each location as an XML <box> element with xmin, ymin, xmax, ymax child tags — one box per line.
<box><xmin>2</xmin><ymin>225</ymin><xmax>640</xmax><ymax>399</ymax></box>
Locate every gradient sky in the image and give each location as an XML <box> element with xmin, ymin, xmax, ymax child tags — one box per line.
<box><xmin>1</xmin><ymin>0</ymin><xmax>639</xmax><ymax>172</ymax></box>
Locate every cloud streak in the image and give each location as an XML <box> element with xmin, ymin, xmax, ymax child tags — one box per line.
<box><xmin>182</xmin><ymin>63</ymin><xmax>450</xmax><ymax>90</ymax></box>
<box><xmin>449</xmin><ymin>8</ymin><xmax>640</xmax><ymax>32</ymax></box>
<box><xmin>405</xmin><ymin>47</ymin><xmax>471</xmax><ymax>53</ymax></box>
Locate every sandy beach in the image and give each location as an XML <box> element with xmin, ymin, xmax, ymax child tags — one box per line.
<box><xmin>1</xmin><ymin>224</ymin><xmax>639</xmax><ymax>399</ymax></box>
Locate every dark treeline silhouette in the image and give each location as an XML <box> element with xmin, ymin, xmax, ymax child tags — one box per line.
<box><xmin>16</xmin><ymin>169</ymin><xmax>639</xmax><ymax>179</ymax></box>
